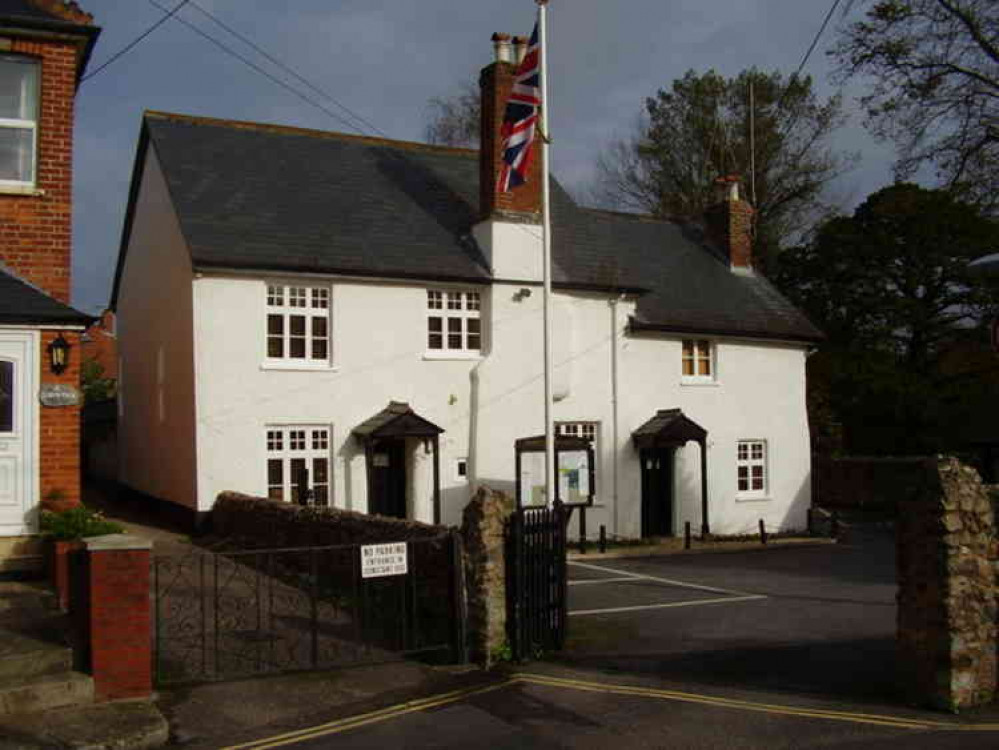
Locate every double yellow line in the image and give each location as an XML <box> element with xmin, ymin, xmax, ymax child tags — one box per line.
<box><xmin>223</xmin><ymin>673</ymin><xmax>999</xmax><ymax>748</ymax></box>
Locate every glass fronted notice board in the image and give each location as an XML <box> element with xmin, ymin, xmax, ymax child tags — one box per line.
<box><xmin>515</xmin><ymin>434</ymin><xmax>595</xmax><ymax>508</ymax></box>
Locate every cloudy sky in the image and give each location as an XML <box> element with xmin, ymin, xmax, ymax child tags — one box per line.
<box><xmin>71</xmin><ymin>0</ymin><xmax>897</xmax><ymax>313</ymax></box>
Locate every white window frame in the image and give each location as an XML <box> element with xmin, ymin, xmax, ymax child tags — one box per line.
<box><xmin>736</xmin><ymin>439</ymin><xmax>768</xmax><ymax>499</ymax></box>
<box><xmin>425</xmin><ymin>289</ymin><xmax>482</xmax><ymax>357</ymax></box>
<box><xmin>264</xmin><ymin>283</ymin><xmax>332</xmax><ymax>368</ymax></box>
<box><xmin>0</xmin><ymin>55</ymin><xmax>39</xmax><ymax>190</ymax></box>
<box><xmin>681</xmin><ymin>339</ymin><xmax>716</xmax><ymax>383</ymax></box>
<box><xmin>266</xmin><ymin>424</ymin><xmax>332</xmax><ymax>507</ymax></box>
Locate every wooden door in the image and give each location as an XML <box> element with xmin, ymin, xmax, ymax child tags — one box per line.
<box><xmin>370</xmin><ymin>439</ymin><xmax>407</xmax><ymax>519</ymax></box>
<box><xmin>641</xmin><ymin>448</ymin><xmax>674</xmax><ymax>537</ymax></box>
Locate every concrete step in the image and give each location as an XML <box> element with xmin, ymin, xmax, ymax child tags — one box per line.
<box><xmin>0</xmin><ymin>581</ymin><xmax>56</xmax><ymax>616</ymax></box>
<box><xmin>0</xmin><ymin>700</ymin><xmax>168</xmax><ymax>750</ymax></box>
<box><xmin>0</xmin><ymin>670</ymin><xmax>93</xmax><ymax>717</ymax></box>
<box><xmin>0</xmin><ymin>628</ymin><xmax>72</xmax><ymax>681</ymax></box>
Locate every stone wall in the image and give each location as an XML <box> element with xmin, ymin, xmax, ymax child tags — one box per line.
<box><xmin>896</xmin><ymin>457</ymin><xmax>997</xmax><ymax>711</ymax></box>
<box><xmin>212</xmin><ymin>492</ymin><xmax>447</xmax><ymax>548</ymax></box>
<box><xmin>460</xmin><ymin>486</ymin><xmax>514</xmax><ymax>666</ymax></box>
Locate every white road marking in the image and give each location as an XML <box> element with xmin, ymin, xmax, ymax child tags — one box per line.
<box><xmin>567</xmin><ymin>577</ymin><xmax>643</xmax><ymax>586</ymax></box>
<box><xmin>568</xmin><ymin>560</ymin><xmax>759</xmax><ymax>597</ymax></box>
<box><xmin>570</xmin><ymin>594</ymin><xmax>767</xmax><ymax>617</ymax></box>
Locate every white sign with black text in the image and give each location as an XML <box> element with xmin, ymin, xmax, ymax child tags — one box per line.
<box><xmin>360</xmin><ymin>542</ymin><xmax>408</xmax><ymax>579</ymax></box>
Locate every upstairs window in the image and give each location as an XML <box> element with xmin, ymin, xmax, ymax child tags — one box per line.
<box><xmin>737</xmin><ymin>440</ymin><xmax>767</xmax><ymax>497</ymax></box>
<box><xmin>681</xmin><ymin>339</ymin><xmax>713</xmax><ymax>381</ymax></box>
<box><xmin>427</xmin><ymin>290</ymin><xmax>481</xmax><ymax>354</ymax></box>
<box><xmin>266</xmin><ymin>284</ymin><xmax>330</xmax><ymax>364</ymax></box>
<box><xmin>0</xmin><ymin>56</ymin><xmax>39</xmax><ymax>188</ymax></box>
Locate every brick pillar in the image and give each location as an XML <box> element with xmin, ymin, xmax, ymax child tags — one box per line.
<box><xmin>83</xmin><ymin>534</ymin><xmax>153</xmax><ymax>702</ymax></box>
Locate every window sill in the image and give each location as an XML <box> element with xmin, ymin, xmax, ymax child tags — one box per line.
<box><xmin>0</xmin><ymin>184</ymin><xmax>43</xmax><ymax>197</ymax></box>
<box><xmin>735</xmin><ymin>495</ymin><xmax>771</xmax><ymax>503</ymax></box>
<box><xmin>260</xmin><ymin>361</ymin><xmax>339</xmax><ymax>372</ymax></box>
<box><xmin>680</xmin><ymin>378</ymin><xmax>720</xmax><ymax>387</ymax></box>
<box><xmin>422</xmin><ymin>351</ymin><xmax>483</xmax><ymax>361</ymax></box>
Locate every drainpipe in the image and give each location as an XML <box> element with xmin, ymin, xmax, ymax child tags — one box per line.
<box><xmin>610</xmin><ymin>296</ymin><xmax>622</xmax><ymax>537</ymax></box>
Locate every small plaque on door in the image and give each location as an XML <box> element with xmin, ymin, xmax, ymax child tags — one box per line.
<box><xmin>39</xmin><ymin>384</ymin><xmax>81</xmax><ymax>408</ymax></box>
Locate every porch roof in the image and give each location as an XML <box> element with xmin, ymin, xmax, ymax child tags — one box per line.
<box><xmin>352</xmin><ymin>401</ymin><xmax>444</xmax><ymax>442</ymax></box>
<box><xmin>632</xmin><ymin>408</ymin><xmax>707</xmax><ymax>449</ymax></box>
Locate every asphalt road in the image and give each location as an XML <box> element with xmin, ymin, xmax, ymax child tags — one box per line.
<box><xmin>219</xmin><ymin>528</ymin><xmax>999</xmax><ymax>749</ymax></box>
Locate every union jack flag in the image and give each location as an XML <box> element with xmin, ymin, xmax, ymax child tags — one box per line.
<box><xmin>497</xmin><ymin>21</ymin><xmax>541</xmax><ymax>192</ymax></box>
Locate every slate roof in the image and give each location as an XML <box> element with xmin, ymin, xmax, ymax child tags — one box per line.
<box><xmin>117</xmin><ymin>111</ymin><xmax>822</xmax><ymax>344</ymax></box>
<box><xmin>0</xmin><ymin>266</ymin><xmax>92</xmax><ymax>325</ymax></box>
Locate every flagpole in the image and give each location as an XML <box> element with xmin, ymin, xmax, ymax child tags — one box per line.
<box><xmin>537</xmin><ymin>0</ymin><xmax>555</xmax><ymax>508</ymax></box>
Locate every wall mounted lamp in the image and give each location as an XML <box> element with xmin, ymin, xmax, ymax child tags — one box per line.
<box><xmin>48</xmin><ymin>334</ymin><xmax>71</xmax><ymax>375</ymax></box>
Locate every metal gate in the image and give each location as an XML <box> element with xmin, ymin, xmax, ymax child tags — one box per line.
<box><xmin>152</xmin><ymin>533</ymin><xmax>466</xmax><ymax>684</ymax></box>
<box><xmin>506</xmin><ymin>501</ymin><xmax>568</xmax><ymax>661</ymax></box>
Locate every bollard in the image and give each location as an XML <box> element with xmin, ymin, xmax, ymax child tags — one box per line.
<box><xmin>759</xmin><ymin>519</ymin><xmax>768</xmax><ymax>545</ymax></box>
<box><xmin>599</xmin><ymin>525</ymin><xmax>606</xmax><ymax>554</ymax></box>
<box><xmin>684</xmin><ymin>521</ymin><xmax>691</xmax><ymax>550</ymax></box>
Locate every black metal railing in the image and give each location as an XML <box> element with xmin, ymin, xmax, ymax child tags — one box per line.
<box><xmin>153</xmin><ymin>533</ymin><xmax>466</xmax><ymax>684</ymax></box>
<box><xmin>506</xmin><ymin>501</ymin><xmax>568</xmax><ymax>661</ymax></box>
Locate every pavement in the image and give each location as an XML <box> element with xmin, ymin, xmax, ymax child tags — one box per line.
<box><xmin>75</xmin><ymin>486</ymin><xmax>999</xmax><ymax>748</ymax></box>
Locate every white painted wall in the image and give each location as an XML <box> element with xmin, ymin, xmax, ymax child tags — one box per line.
<box><xmin>121</xmin><ymin>205</ymin><xmax>811</xmax><ymax>537</ymax></box>
<box><xmin>191</xmin><ymin>275</ymin><xmax>483</xmax><ymax>522</ymax></box>
<box><xmin>115</xmin><ymin>149</ymin><xmax>199</xmax><ymax>510</ymax></box>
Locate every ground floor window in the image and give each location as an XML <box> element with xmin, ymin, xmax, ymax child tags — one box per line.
<box><xmin>266</xmin><ymin>425</ymin><xmax>331</xmax><ymax>506</ymax></box>
<box><xmin>737</xmin><ymin>439</ymin><xmax>767</xmax><ymax>497</ymax></box>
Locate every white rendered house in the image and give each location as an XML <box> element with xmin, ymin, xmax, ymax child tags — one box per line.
<box><xmin>110</xmin><ymin>39</ymin><xmax>821</xmax><ymax>539</ymax></box>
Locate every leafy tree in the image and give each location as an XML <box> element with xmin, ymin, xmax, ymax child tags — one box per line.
<box><xmin>81</xmin><ymin>358</ymin><xmax>115</xmax><ymax>405</ymax></box>
<box><xmin>593</xmin><ymin>69</ymin><xmax>854</xmax><ymax>266</ymax></box>
<box><xmin>831</xmin><ymin>0</ymin><xmax>999</xmax><ymax>212</ymax></box>
<box><xmin>774</xmin><ymin>183</ymin><xmax>999</xmax><ymax>454</ymax></box>
<box><xmin>425</xmin><ymin>82</ymin><xmax>480</xmax><ymax>147</ymax></box>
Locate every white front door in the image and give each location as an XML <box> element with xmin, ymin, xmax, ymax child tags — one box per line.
<box><xmin>0</xmin><ymin>332</ymin><xmax>37</xmax><ymax>535</ymax></box>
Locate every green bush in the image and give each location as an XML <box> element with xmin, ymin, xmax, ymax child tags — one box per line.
<box><xmin>40</xmin><ymin>506</ymin><xmax>124</xmax><ymax>541</ymax></box>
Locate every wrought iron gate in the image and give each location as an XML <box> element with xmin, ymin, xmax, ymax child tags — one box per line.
<box><xmin>506</xmin><ymin>501</ymin><xmax>568</xmax><ymax>661</ymax></box>
<box><xmin>153</xmin><ymin>533</ymin><xmax>466</xmax><ymax>684</ymax></box>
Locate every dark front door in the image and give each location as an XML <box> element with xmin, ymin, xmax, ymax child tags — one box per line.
<box><xmin>370</xmin><ymin>439</ymin><xmax>407</xmax><ymax>518</ymax></box>
<box><xmin>641</xmin><ymin>447</ymin><xmax>674</xmax><ymax>537</ymax></box>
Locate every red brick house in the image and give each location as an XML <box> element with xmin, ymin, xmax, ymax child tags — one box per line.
<box><xmin>0</xmin><ymin>1</ymin><xmax>99</xmax><ymax>572</ymax></box>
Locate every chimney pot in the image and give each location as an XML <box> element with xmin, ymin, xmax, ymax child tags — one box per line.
<box><xmin>512</xmin><ymin>36</ymin><xmax>528</xmax><ymax>64</ymax></box>
<box><xmin>491</xmin><ymin>32</ymin><xmax>513</xmax><ymax>64</ymax></box>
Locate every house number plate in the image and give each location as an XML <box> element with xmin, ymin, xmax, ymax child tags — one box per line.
<box><xmin>360</xmin><ymin>542</ymin><xmax>408</xmax><ymax>579</ymax></box>
<box><xmin>39</xmin><ymin>384</ymin><xmax>81</xmax><ymax>407</ymax></box>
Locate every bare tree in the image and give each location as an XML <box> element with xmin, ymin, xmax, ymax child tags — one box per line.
<box><xmin>424</xmin><ymin>82</ymin><xmax>480</xmax><ymax>147</ymax></box>
<box><xmin>831</xmin><ymin>0</ymin><xmax>999</xmax><ymax>211</ymax></box>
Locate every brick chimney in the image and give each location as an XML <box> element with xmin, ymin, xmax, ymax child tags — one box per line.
<box><xmin>705</xmin><ymin>175</ymin><xmax>754</xmax><ymax>272</ymax></box>
<box><xmin>479</xmin><ymin>32</ymin><xmax>542</xmax><ymax>220</ymax></box>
